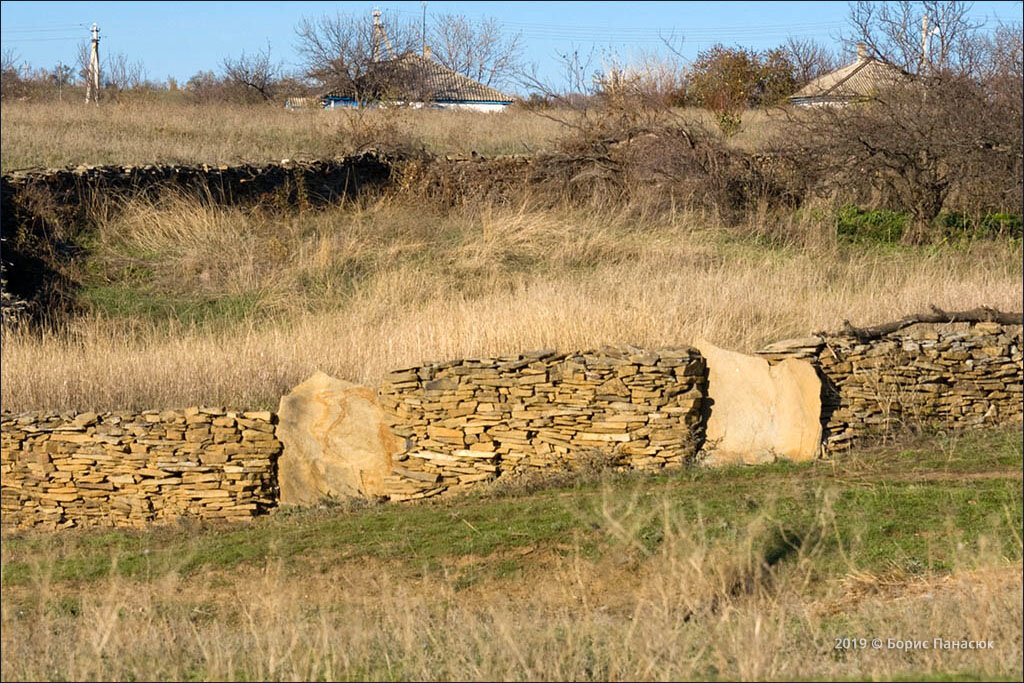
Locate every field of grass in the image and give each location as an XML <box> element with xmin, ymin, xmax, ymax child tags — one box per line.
<box><xmin>2</xmin><ymin>428</ymin><xmax>1021</xmax><ymax>680</ymax></box>
<box><xmin>1</xmin><ymin>97</ymin><xmax>1022</xmax><ymax>682</ymax></box>
<box><xmin>0</xmin><ymin>100</ymin><xmax>781</xmax><ymax>171</ymax></box>
<box><xmin>0</xmin><ymin>100</ymin><xmax>562</xmax><ymax>170</ymax></box>
<box><xmin>2</xmin><ymin>192</ymin><xmax>1021</xmax><ymax>412</ymax></box>
<box><xmin>5</xmin><ymin>101</ymin><xmax>1014</xmax><ymax>415</ymax></box>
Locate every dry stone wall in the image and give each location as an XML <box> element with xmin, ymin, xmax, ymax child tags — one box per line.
<box><xmin>376</xmin><ymin>346</ymin><xmax>707</xmax><ymax>501</ymax></box>
<box><xmin>1</xmin><ymin>408</ymin><xmax>281</xmax><ymax>530</ymax></box>
<box><xmin>1</xmin><ymin>155</ymin><xmax>393</xmax><ymax>211</ymax></box>
<box><xmin>2</xmin><ymin>320</ymin><xmax>1021</xmax><ymax>530</ymax></box>
<box><xmin>758</xmin><ymin>322</ymin><xmax>1024</xmax><ymax>452</ymax></box>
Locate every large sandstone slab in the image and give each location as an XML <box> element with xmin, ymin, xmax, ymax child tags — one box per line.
<box><xmin>694</xmin><ymin>339</ymin><xmax>822</xmax><ymax>465</ymax></box>
<box><xmin>277</xmin><ymin>372</ymin><xmax>404</xmax><ymax>505</ymax></box>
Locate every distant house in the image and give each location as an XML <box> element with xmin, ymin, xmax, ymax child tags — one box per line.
<box><xmin>321</xmin><ymin>52</ymin><xmax>515</xmax><ymax>113</ymax></box>
<box><xmin>789</xmin><ymin>44</ymin><xmax>909</xmax><ymax>106</ymax></box>
<box><xmin>283</xmin><ymin>96</ymin><xmax>321</xmax><ymax>111</ymax></box>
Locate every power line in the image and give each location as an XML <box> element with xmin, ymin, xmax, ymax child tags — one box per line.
<box><xmin>386</xmin><ymin>7</ymin><xmax>840</xmax><ymax>37</ymax></box>
<box><xmin>488</xmin><ymin>19</ymin><xmax>841</xmax><ymax>33</ymax></box>
<box><xmin>0</xmin><ymin>36</ymin><xmax>86</xmax><ymax>43</ymax></box>
<box><xmin>383</xmin><ymin>7</ymin><xmax>840</xmax><ymax>44</ymax></box>
<box><xmin>3</xmin><ymin>24</ymin><xmax>90</xmax><ymax>33</ymax></box>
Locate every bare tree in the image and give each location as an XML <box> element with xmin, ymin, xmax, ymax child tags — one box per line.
<box><xmin>845</xmin><ymin>0</ymin><xmax>985</xmax><ymax>76</ymax></box>
<box><xmin>428</xmin><ymin>14</ymin><xmax>523</xmax><ymax>88</ymax></box>
<box><xmin>75</xmin><ymin>40</ymin><xmax>91</xmax><ymax>84</ymax></box>
<box><xmin>772</xmin><ymin>2</ymin><xmax>1022</xmax><ymax>244</ymax></box>
<box><xmin>778</xmin><ymin>59</ymin><xmax>1020</xmax><ymax>244</ymax></box>
<box><xmin>294</xmin><ymin>10</ymin><xmax>420</xmax><ymax>94</ymax></box>
<box><xmin>223</xmin><ymin>43</ymin><xmax>281</xmax><ymax>102</ymax></box>
<box><xmin>1</xmin><ymin>49</ymin><xmax>18</xmax><ymax>74</ymax></box>
<box><xmin>783</xmin><ymin>37</ymin><xmax>838</xmax><ymax>88</ymax></box>
<box><xmin>978</xmin><ymin>20</ymin><xmax>1023</xmax><ymax>91</ymax></box>
<box><xmin>104</xmin><ymin>51</ymin><xmax>146</xmax><ymax>90</ymax></box>
<box><xmin>1</xmin><ymin>49</ymin><xmax>23</xmax><ymax>100</ymax></box>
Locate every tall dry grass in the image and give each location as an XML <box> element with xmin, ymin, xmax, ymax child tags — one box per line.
<box><xmin>2</xmin><ymin>491</ymin><xmax>1020</xmax><ymax>680</ymax></box>
<box><xmin>2</xmin><ymin>194</ymin><xmax>1021</xmax><ymax>412</ymax></box>
<box><xmin>0</xmin><ymin>100</ymin><xmax>783</xmax><ymax>171</ymax></box>
<box><xmin>0</xmin><ymin>100</ymin><xmax>565</xmax><ymax>170</ymax></box>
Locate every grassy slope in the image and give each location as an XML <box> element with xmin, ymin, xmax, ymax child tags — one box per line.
<box><xmin>3</xmin><ymin>195</ymin><xmax>1021</xmax><ymax>412</ymax></box>
<box><xmin>3</xmin><ymin>429</ymin><xmax>1022</xmax><ymax>585</ymax></box>
<box><xmin>2</xmin><ymin>428</ymin><xmax>1021</xmax><ymax>680</ymax></box>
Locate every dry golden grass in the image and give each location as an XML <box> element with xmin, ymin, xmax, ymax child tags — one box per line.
<box><xmin>1</xmin><ymin>194</ymin><xmax>1020</xmax><ymax>412</ymax></box>
<box><xmin>0</xmin><ymin>100</ymin><xmax>782</xmax><ymax>171</ymax></box>
<box><xmin>0</xmin><ymin>100</ymin><xmax>565</xmax><ymax>170</ymax></box>
<box><xmin>2</xmin><ymin>485</ymin><xmax>1021</xmax><ymax>681</ymax></box>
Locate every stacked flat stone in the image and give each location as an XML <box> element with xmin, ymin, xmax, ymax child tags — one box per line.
<box><xmin>759</xmin><ymin>322</ymin><xmax>1023</xmax><ymax>453</ymax></box>
<box><xmin>1</xmin><ymin>407</ymin><xmax>281</xmax><ymax>530</ymax></box>
<box><xmin>1</xmin><ymin>155</ymin><xmax>392</xmax><ymax>210</ymax></box>
<box><xmin>377</xmin><ymin>346</ymin><xmax>706</xmax><ymax>501</ymax></box>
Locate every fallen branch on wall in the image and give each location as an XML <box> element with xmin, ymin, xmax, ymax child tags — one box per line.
<box><xmin>824</xmin><ymin>306</ymin><xmax>1024</xmax><ymax>342</ymax></box>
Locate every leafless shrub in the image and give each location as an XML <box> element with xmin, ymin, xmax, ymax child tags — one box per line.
<box><xmin>429</xmin><ymin>13</ymin><xmax>524</xmax><ymax>89</ymax></box>
<box><xmin>844</xmin><ymin>0</ymin><xmax>985</xmax><ymax>77</ymax></box>
<box><xmin>516</xmin><ymin>48</ymin><xmax>792</xmax><ymax>214</ymax></box>
<box><xmin>294</xmin><ymin>10</ymin><xmax>421</xmax><ymax>95</ymax></box>
<box><xmin>783</xmin><ymin>37</ymin><xmax>839</xmax><ymax>88</ymax></box>
<box><xmin>222</xmin><ymin>43</ymin><xmax>282</xmax><ymax>103</ymax></box>
<box><xmin>333</xmin><ymin>107</ymin><xmax>425</xmax><ymax>157</ymax></box>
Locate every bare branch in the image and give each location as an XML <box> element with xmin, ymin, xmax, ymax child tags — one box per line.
<box><xmin>429</xmin><ymin>13</ymin><xmax>523</xmax><ymax>88</ymax></box>
<box><xmin>223</xmin><ymin>43</ymin><xmax>281</xmax><ymax>102</ymax></box>
<box><xmin>294</xmin><ymin>10</ymin><xmax>420</xmax><ymax>93</ymax></box>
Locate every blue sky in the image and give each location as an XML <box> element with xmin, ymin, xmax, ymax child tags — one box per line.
<box><xmin>2</xmin><ymin>1</ymin><xmax>1020</xmax><ymax>91</ymax></box>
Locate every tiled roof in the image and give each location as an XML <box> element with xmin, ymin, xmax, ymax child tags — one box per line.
<box><xmin>791</xmin><ymin>56</ymin><xmax>908</xmax><ymax>101</ymax></box>
<box><xmin>324</xmin><ymin>53</ymin><xmax>514</xmax><ymax>104</ymax></box>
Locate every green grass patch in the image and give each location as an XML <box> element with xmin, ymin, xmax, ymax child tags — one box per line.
<box><xmin>3</xmin><ymin>428</ymin><xmax>1020</xmax><ymax>589</ymax></box>
<box><xmin>79</xmin><ymin>283</ymin><xmax>261</xmax><ymax>327</ymax></box>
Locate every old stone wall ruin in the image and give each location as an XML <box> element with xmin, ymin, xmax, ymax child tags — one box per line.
<box><xmin>1</xmin><ymin>408</ymin><xmax>280</xmax><ymax>529</ymax></box>
<box><xmin>375</xmin><ymin>346</ymin><xmax>706</xmax><ymax>501</ymax></box>
<box><xmin>2</xmin><ymin>321</ymin><xmax>1021</xmax><ymax>530</ymax></box>
<box><xmin>1</xmin><ymin>155</ymin><xmax>394</xmax><ymax>212</ymax></box>
<box><xmin>759</xmin><ymin>322</ymin><xmax>1023</xmax><ymax>453</ymax></box>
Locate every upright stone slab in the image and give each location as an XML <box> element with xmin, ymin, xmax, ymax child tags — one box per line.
<box><xmin>694</xmin><ymin>339</ymin><xmax>822</xmax><ymax>465</ymax></box>
<box><xmin>277</xmin><ymin>372</ymin><xmax>403</xmax><ymax>505</ymax></box>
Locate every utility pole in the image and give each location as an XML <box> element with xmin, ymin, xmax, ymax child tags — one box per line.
<box><xmin>421</xmin><ymin>1</ymin><xmax>427</xmax><ymax>57</ymax></box>
<box><xmin>57</xmin><ymin>60</ymin><xmax>63</xmax><ymax>101</ymax></box>
<box><xmin>86</xmin><ymin>23</ymin><xmax>100</xmax><ymax>104</ymax></box>
<box><xmin>371</xmin><ymin>8</ymin><xmax>394</xmax><ymax>61</ymax></box>
<box><xmin>372</xmin><ymin>8</ymin><xmax>380</xmax><ymax>62</ymax></box>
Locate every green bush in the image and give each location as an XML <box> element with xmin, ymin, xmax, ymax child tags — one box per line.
<box><xmin>938</xmin><ymin>212</ymin><xmax>1023</xmax><ymax>240</ymax></box>
<box><xmin>835</xmin><ymin>205</ymin><xmax>906</xmax><ymax>243</ymax></box>
<box><xmin>835</xmin><ymin>205</ymin><xmax>1023</xmax><ymax>244</ymax></box>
